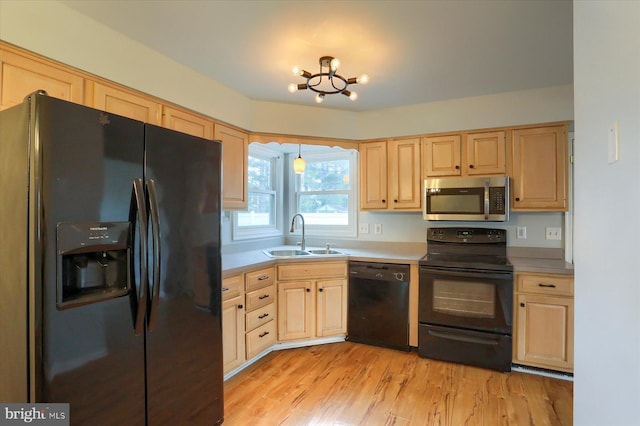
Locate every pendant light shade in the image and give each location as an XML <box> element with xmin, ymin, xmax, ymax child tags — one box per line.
<box><xmin>294</xmin><ymin>145</ymin><xmax>306</xmax><ymax>174</ymax></box>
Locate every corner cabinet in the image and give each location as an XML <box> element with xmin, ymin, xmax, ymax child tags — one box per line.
<box><xmin>214</xmin><ymin>124</ymin><xmax>248</xmax><ymax>210</ymax></box>
<box><xmin>277</xmin><ymin>261</ymin><xmax>348</xmax><ymax>341</ymax></box>
<box><xmin>514</xmin><ymin>272</ymin><xmax>574</xmax><ymax>372</ymax></box>
<box><xmin>510</xmin><ymin>125</ymin><xmax>568</xmax><ymax>211</ymax></box>
<box><xmin>359</xmin><ymin>138</ymin><xmax>421</xmax><ymax>211</ymax></box>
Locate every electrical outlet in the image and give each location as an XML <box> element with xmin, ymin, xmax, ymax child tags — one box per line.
<box><xmin>516</xmin><ymin>226</ymin><xmax>527</xmax><ymax>239</ymax></box>
<box><xmin>374</xmin><ymin>224</ymin><xmax>382</xmax><ymax>235</ymax></box>
<box><xmin>545</xmin><ymin>227</ymin><xmax>562</xmax><ymax>240</ymax></box>
<box><xmin>359</xmin><ymin>223</ymin><xmax>369</xmax><ymax>234</ymax></box>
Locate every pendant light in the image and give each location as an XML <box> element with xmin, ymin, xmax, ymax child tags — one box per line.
<box><xmin>293</xmin><ymin>145</ymin><xmax>306</xmax><ymax>174</ymax></box>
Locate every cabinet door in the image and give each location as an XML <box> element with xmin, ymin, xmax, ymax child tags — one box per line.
<box><xmin>316</xmin><ymin>279</ymin><xmax>347</xmax><ymax>336</ymax></box>
<box><xmin>214</xmin><ymin>124</ymin><xmax>248</xmax><ymax>210</ymax></box>
<box><xmin>516</xmin><ymin>293</ymin><xmax>574</xmax><ymax>371</ymax></box>
<box><xmin>162</xmin><ymin>106</ymin><xmax>214</xmax><ymax>139</ymax></box>
<box><xmin>466</xmin><ymin>131</ymin><xmax>506</xmax><ymax>175</ymax></box>
<box><xmin>277</xmin><ymin>281</ymin><xmax>315</xmax><ymax>341</ymax></box>
<box><xmin>359</xmin><ymin>141</ymin><xmax>388</xmax><ymax>209</ymax></box>
<box><xmin>0</xmin><ymin>49</ymin><xmax>84</xmax><ymax>110</ymax></box>
<box><xmin>511</xmin><ymin>126</ymin><xmax>568</xmax><ymax>211</ymax></box>
<box><xmin>86</xmin><ymin>81</ymin><xmax>162</xmax><ymax>125</ymax></box>
<box><xmin>422</xmin><ymin>135</ymin><xmax>462</xmax><ymax>177</ymax></box>
<box><xmin>388</xmin><ymin>138</ymin><xmax>421</xmax><ymax>210</ymax></box>
<box><xmin>222</xmin><ymin>296</ymin><xmax>245</xmax><ymax>373</ymax></box>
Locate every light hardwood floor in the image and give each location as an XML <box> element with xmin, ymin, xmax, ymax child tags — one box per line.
<box><xmin>224</xmin><ymin>342</ymin><xmax>572</xmax><ymax>425</ymax></box>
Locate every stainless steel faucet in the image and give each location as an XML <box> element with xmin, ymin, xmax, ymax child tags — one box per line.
<box><xmin>290</xmin><ymin>213</ymin><xmax>305</xmax><ymax>250</ymax></box>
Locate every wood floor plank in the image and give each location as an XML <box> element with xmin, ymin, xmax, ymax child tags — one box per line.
<box><xmin>223</xmin><ymin>342</ymin><xmax>573</xmax><ymax>426</ymax></box>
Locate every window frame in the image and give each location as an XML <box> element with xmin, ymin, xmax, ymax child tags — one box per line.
<box><xmin>232</xmin><ymin>144</ymin><xmax>283</xmax><ymax>240</ymax></box>
<box><xmin>287</xmin><ymin>149</ymin><xmax>358</xmax><ymax>238</ymax></box>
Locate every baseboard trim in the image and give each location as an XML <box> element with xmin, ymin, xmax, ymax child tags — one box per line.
<box><xmin>512</xmin><ymin>363</ymin><xmax>574</xmax><ymax>381</ymax></box>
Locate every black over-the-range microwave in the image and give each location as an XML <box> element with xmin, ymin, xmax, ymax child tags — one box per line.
<box><xmin>423</xmin><ymin>176</ymin><xmax>509</xmax><ymax>222</ymax></box>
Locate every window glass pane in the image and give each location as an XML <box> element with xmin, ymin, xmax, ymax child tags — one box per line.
<box><xmin>247</xmin><ymin>156</ymin><xmax>272</xmax><ymax>190</ymax></box>
<box><xmin>300</xmin><ymin>159</ymin><xmax>350</xmax><ymax>191</ymax></box>
<box><xmin>299</xmin><ymin>193</ymin><xmax>349</xmax><ymax>225</ymax></box>
<box><xmin>237</xmin><ymin>192</ymin><xmax>275</xmax><ymax>226</ymax></box>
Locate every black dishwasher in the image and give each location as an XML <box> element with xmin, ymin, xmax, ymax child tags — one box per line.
<box><xmin>347</xmin><ymin>261</ymin><xmax>410</xmax><ymax>351</ymax></box>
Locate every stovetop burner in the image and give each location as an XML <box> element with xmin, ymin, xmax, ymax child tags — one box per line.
<box><xmin>419</xmin><ymin>227</ymin><xmax>513</xmax><ymax>272</ymax></box>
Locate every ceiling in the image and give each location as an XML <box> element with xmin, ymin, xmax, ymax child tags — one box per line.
<box><xmin>61</xmin><ymin>0</ymin><xmax>573</xmax><ymax>112</ymax></box>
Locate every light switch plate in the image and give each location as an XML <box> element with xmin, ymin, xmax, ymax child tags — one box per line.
<box><xmin>516</xmin><ymin>226</ymin><xmax>527</xmax><ymax>239</ymax></box>
<box><xmin>608</xmin><ymin>121</ymin><xmax>619</xmax><ymax>164</ymax></box>
<box><xmin>374</xmin><ymin>224</ymin><xmax>382</xmax><ymax>235</ymax></box>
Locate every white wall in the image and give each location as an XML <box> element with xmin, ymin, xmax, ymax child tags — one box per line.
<box><xmin>573</xmin><ymin>1</ymin><xmax>640</xmax><ymax>425</ymax></box>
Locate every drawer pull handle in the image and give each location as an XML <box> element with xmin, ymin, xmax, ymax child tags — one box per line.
<box><xmin>538</xmin><ymin>283</ymin><xmax>556</xmax><ymax>288</ymax></box>
<box><xmin>222</xmin><ymin>287</ymin><xmax>229</xmax><ymax>292</ymax></box>
<box><xmin>258</xmin><ymin>313</ymin><xmax>269</xmax><ymax>319</ymax></box>
<box><xmin>258</xmin><ymin>275</ymin><xmax>270</xmax><ymax>281</ymax></box>
<box><xmin>258</xmin><ymin>294</ymin><xmax>270</xmax><ymax>300</ymax></box>
<box><xmin>259</xmin><ymin>331</ymin><xmax>270</xmax><ymax>338</ymax></box>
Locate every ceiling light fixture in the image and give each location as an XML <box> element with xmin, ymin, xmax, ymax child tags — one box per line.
<box><xmin>288</xmin><ymin>56</ymin><xmax>369</xmax><ymax>103</ymax></box>
<box><xmin>293</xmin><ymin>144</ymin><xmax>306</xmax><ymax>174</ymax></box>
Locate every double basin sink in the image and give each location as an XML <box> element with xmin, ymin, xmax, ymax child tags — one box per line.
<box><xmin>263</xmin><ymin>248</ymin><xmax>346</xmax><ymax>258</ymax></box>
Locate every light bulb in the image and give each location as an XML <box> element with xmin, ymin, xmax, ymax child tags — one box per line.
<box><xmin>315</xmin><ymin>93</ymin><xmax>324</xmax><ymax>103</ymax></box>
<box><xmin>349</xmin><ymin>91</ymin><xmax>358</xmax><ymax>101</ymax></box>
<box><xmin>292</xmin><ymin>65</ymin><xmax>301</xmax><ymax>76</ymax></box>
<box><xmin>330</xmin><ymin>58</ymin><xmax>340</xmax><ymax>71</ymax></box>
<box><xmin>288</xmin><ymin>83</ymin><xmax>298</xmax><ymax>93</ymax></box>
<box><xmin>357</xmin><ymin>74</ymin><xmax>369</xmax><ymax>85</ymax></box>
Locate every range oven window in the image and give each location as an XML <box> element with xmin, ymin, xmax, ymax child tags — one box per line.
<box><xmin>433</xmin><ymin>280</ymin><xmax>495</xmax><ymax>319</ymax></box>
<box><xmin>418</xmin><ymin>266</ymin><xmax>513</xmax><ymax>334</ymax></box>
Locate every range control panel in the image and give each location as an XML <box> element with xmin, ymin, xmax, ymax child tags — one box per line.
<box><xmin>427</xmin><ymin>227</ymin><xmax>506</xmax><ymax>244</ymax></box>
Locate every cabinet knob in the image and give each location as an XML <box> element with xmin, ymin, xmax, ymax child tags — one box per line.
<box><xmin>469</xmin><ymin>164</ymin><xmax>474</xmax><ymax>169</ymax></box>
<box><xmin>520</xmin><ymin>303</ymin><xmax>525</xmax><ymax>307</ymax></box>
<box><xmin>238</xmin><ymin>304</ymin><xmax>243</xmax><ymax>309</ymax></box>
<box><xmin>515</xmin><ymin>197</ymin><xmax>521</xmax><ymax>202</ymax></box>
<box><xmin>319</xmin><ymin>288</ymin><xmax>324</xmax><ymax>292</ymax></box>
<box><xmin>382</xmin><ymin>199</ymin><xmax>386</xmax><ymax>203</ymax></box>
<box><xmin>455</xmin><ymin>165</ymin><xmax>460</xmax><ymax>170</ymax></box>
<box><xmin>306</xmin><ymin>288</ymin><xmax>310</xmax><ymax>292</ymax></box>
<box><xmin>394</xmin><ymin>199</ymin><xmax>398</xmax><ymax>203</ymax></box>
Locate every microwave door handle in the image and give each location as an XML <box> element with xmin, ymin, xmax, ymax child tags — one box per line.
<box><xmin>484</xmin><ymin>181</ymin><xmax>490</xmax><ymax>220</ymax></box>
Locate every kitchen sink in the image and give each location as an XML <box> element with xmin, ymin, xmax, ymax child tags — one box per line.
<box><xmin>264</xmin><ymin>249</ymin><xmax>310</xmax><ymax>257</ymax></box>
<box><xmin>263</xmin><ymin>248</ymin><xmax>346</xmax><ymax>258</ymax></box>
<box><xmin>306</xmin><ymin>249</ymin><xmax>344</xmax><ymax>255</ymax></box>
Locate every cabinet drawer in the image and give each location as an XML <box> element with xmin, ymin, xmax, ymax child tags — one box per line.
<box><xmin>277</xmin><ymin>261</ymin><xmax>347</xmax><ymax>281</ymax></box>
<box><xmin>246</xmin><ymin>266</ymin><xmax>275</xmax><ymax>292</ymax></box>
<box><xmin>246</xmin><ymin>321</ymin><xmax>276</xmax><ymax>360</ymax></box>
<box><xmin>517</xmin><ymin>273</ymin><xmax>574</xmax><ymax>296</ymax></box>
<box><xmin>246</xmin><ymin>303</ymin><xmax>275</xmax><ymax>332</ymax></box>
<box><xmin>222</xmin><ymin>274</ymin><xmax>243</xmax><ymax>301</ymax></box>
<box><xmin>246</xmin><ymin>285</ymin><xmax>275</xmax><ymax>311</ymax></box>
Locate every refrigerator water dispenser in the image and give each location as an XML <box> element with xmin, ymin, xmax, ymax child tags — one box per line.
<box><xmin>57</xmin><ymin>222</ymin><xmax>131</xmax><ymax>309</ymax></box>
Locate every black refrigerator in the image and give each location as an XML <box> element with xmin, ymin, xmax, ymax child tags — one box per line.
<box><xmin>0</xmin><ymin>92</ymin><xmax>224</xmax><ymax>425</ymax></box>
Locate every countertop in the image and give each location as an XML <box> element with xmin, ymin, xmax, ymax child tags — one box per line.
<box><xmin>222</xmin><ymin>244</ymin><xmax>574</xmax><ymax>277</ymax></box>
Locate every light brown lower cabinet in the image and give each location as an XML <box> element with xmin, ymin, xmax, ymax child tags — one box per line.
<box><xmin>277</xmin><ymin>261</ymin><xmax>348</xmax><ymax>342</ymax></box>
<box><xmin>222</xmin><ymin>275</ymin><xmax>245</xmax><ymax>374</ymax></box>
<box><xmin>514</xmin><ymin>272</ymin><xmax>574</xmax><ymax>372</ymax></box>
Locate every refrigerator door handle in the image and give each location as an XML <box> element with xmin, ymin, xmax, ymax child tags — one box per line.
<box><xmin>146</xmin><ymin>178</ymin><xmax>161</xmax><ymax>331</ymax></box>
<box><xmin>131</xmin><ymin>178</ymin><xmax>148</xmax><ymax>336</ymax></box>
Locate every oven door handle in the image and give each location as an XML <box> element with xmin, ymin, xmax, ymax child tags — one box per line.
<box><xmin>428</xmin><ymin>329</ymin><xmax>500</xmax><ymax>346</ymax></box>
<box><xmin>421</xmin><ymin>267</ymin><xmax>512</xmax><ymax>281</ymax></box>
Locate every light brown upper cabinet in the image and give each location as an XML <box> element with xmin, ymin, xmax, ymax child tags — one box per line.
<box><xmin>359</xmin><ymin>141</ymin><xmax>388</xmax><ymax>209</ymax></box>
<box><xmin>214</xmin><ymin>123</ymin><xmax>248</xmax><ymax>210</ymax></box>
<box><xmin>465</xmin><ymin>131</ymin><xmax>506</xmax><ymax>175</ymax></box>
<box><xmin>85</xmin><ymin>81</ymin><xmax>162</xmax><ymax>125</ymax></box>
<box><xmin>509</xmin><ymin>125</ymin><xmax>568</xmax><ymax>211</ymax></box>
<box><xmin>162</xmin><ymin>106</ymin><xmax>214</xmax><ymax>140</ymax></box>
<box><xmin>0</xmin><ymin>48</ymin><xmax>84</xmax><ymax>110</ymax></box>
<box><xmin>422</xmin><ymin>131</ymin><xmax>505</xmax><ymax>177</ymax></box>
<box><xmin>360</xmin><ymin>138</ymin><xmax>421</xmax><ymax>211</ymax></box>
<box><xmin>421</xmin><ymin>134</ymin><xmax>462</xmax><ymax>177</ymax></box>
